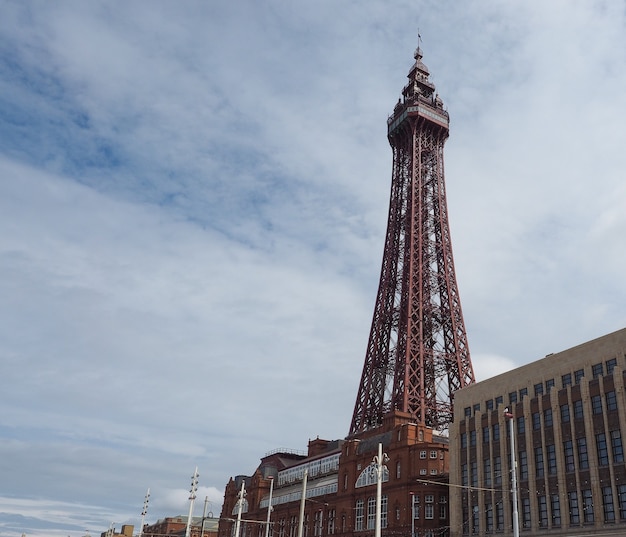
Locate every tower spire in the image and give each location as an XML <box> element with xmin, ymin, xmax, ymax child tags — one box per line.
<box><xmin>349</xmin><ymin>44</ymin><xmax>475</xmax><ymax>436</ymax></box>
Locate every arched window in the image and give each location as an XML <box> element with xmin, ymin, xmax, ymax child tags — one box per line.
<box><xmin>356</xmin><ymin>463</ymin><xmax>390</xmax><ymax>488</ymax></box>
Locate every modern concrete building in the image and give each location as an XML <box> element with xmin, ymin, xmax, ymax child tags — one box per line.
<box><xmin>450</xmin><ymin>327</ymin><xmax>626</xmax><ymax>537</ymax></box>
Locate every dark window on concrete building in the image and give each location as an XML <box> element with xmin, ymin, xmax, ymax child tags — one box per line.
<box><xmin>606</xmin><ymin>390</ymin><xmax>618</xmax><ymax>412</ymax></box>
<box><xmin>517</xmin><ymin>416</ymin><xmax>525</xmax><ymax>435</ymax></box>
<box><xmin>519</xmin><ymin>387</ymin><xmax>528</xmax><ymax>399</ymax></box>
<box><xmin>592</xmin><ymin>363</ymin><xmax>604</xmax><ymax>379</ymax></box>
<box><xmin>547</xmin><ymin>444</ymin><xmax>557</xmax><ymax>475</ymax></box>
<box><xmin>538</xmin><ymin>495</ymin><xmax>548</xmax><ymax>527</ymax></box>
<box><xmin>577</xmin><ymin>438</ymin><xmax>589</xmax><ymax>470</ymax></box>
<box><xmin>532</xmin><ymin>412</ymin><xmax>541</xmax><ymax>430</ymax></box>
<box><xmin>597</xmin><ymin>433</ymin><xmax>610</xmax><ymax>466</ymax></box>
<box><xmin>483</xmin><ymin>426</ymin><xmax>489</xmax><ymax>444</ymax></box>
<box><xmin>602</xmin><ymin>486</ymin><xmax>616</xmax><ymax>522</ymax></box>
<box><xmin>486</xmin><ymin>399</ymin><xmax>493</xmax><ymax>411</ymax></box>
<box><xmin>509</xmin><ymin>391</ymin><xmax>517</xmax><ymax>404</ymax></box>
<box><xmin>618</xmin><ymin>485</ymin><xmax>626</xmax><ymax>519</ymax></box>
<box><xmin>592</xmin><ymin>395</ymin><xmax>603</xmax><ymax>415</ymax></box>
<box><xmin>574</xmin><ymin>369</ymin><xmax>584</xmax><ymax>384</ymax></box>
<box><xmin>535</xmin><ymin>447</ymin><xmax>544</xmax><ymax>477</ymax></box>
<box><xmin>492</xmin><ymin>424</ymin><xmax>500</xmax><ymax>442</ymax></box>
<box><xmin>560</xmin><ymin>403</ymin><xmax>570</xmax><ymax>423</ymax></box>
<box><xmin>564</xmin><ymin>440</ymin><xmax>575</xmax><ymax>472</ymax></box>
<box><xmin>522</xmin><ymin>498</ymin><xmax>531</xmax><ymax>529</ymax></box>
<box><xmin>534</xmin><ymin>383</ymin><xmax>544</xmax><ymax>397</ymax></box>
<box><xmin>551</xmin><ymin>494</ymin><xmax>561</xmax><ymax>527</ymax></box>
<box><xmin>568</xmin><ymin>491</ymin><xmax>580</xmax><ymax>524</ymax></box>
<box><xmin>544</xmin><ymin>408</ymin><xmax>553</xmax><ymax>427</ymax></box>
<box><xmin>483</xmin><ymin>458</ymin><xmax>491</xmax><ymax>487</ymax></box>
<box><xmin>606</xmin><ymin>358</ymin><xmax>617</xmax><ymax>375</ymax></box>
<box><xmin>573</xmin><ymin>400</ymin><xmax>584</xmax><ymax>419</ymax></box>
<box><xmin>494</xmin><ymin>457</ymin><xmax>502</xmax><ymax>486</ymax></box>
<box><xmin>546</xmin><ymin>378</ymin><xmax>555</xmax><ymax>391</ymax></box>
<box><xmin>611</xmin><ymin>430</ymin><xmax>624</xmax><ymax>463</ymax></box>
<box><xmin>583</xmin><ymin>489</ymin><xmax>594</xmax><ymax>523</ymax></box>
<box><xmin>519</xmin><ymin>450</ymin><xmax>528</xmax><ymax>480</ymax></box>
<box><xmin>562</xmin><ymin>373</ymin><xmax>572</xmax><ymax>387</ymax></box>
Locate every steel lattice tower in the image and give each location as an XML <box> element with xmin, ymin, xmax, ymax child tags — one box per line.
<box><xmin>349</xmin><ymin>45</ymin><xmax>475</xmax><ymax>436</ymax></box>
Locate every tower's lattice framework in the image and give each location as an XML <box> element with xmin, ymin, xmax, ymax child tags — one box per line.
<box><xmin>350</xmin><ymin>47</ymin><xmax>475</xmax><ymax>436</ymax></box>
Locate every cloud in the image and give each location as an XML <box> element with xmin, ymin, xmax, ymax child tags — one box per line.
<box><xmin>1</xmin><ymin>1</ymin><xmax>626</xmax><ymax>535</ymax></box>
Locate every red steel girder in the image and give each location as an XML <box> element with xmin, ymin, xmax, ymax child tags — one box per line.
<box><xmin>349</xmin><ymin>47</ymin><xmax>475</xmax><ymax>436</ymax></box>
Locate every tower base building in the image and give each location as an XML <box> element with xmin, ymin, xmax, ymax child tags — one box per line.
<box><xmin>218</xmin><ymin>413</ymin><xmax>450</xmax><ymax>537</ymax></box>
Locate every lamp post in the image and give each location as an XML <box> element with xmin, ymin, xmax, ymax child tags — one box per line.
<box><xmin>504</xmin><ymin>408</ymin><xmax>519</xmax><ymax>537</ymax></box>
<box><xmin>265</xmin><ymin>476</ymin><xmax>274</xmax><ymax>537</ymax></box>
<box><xmin>201</xmin><ymin>496</ymin><xmax>213</xmax><ymax>537</ymax></box>
<box><xmin>139</xmin><ymin>488</ymin><xmax>150</xmax><ymax>537</ymax></box>
<box><xmin>234</xmin><ymin>480</ymin><xmax>246</xmax><ymax>537</ymax></box>
<box><xmin>409</xmin><ymin>492</ymin><xmax>415</xmax><ymax>537</ymax></box>
<box><xmin>186</xmin><ymin>467</ymin><xmax>199</xmax><ymax>537</ymax></box>
<box><xmin>297</xmin><ymin>469</ymin><xmax>308</xmax><ymax>537</ymax></box>
<box><xmin>373</xmin><ymin>443</ymin><xmax>388</xmax><ymax>537</ymax></box>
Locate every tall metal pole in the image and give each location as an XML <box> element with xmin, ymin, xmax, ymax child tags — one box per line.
<box><xmin>297</xmin><ymin>469</ymin><xmax>308</xmax><ymax>537</ymax></box>
<box><xmin>265</xmin><ymin>477</ymin><xmax>274</xmax><ymax>537</ymax></box>
<box><xmin>234</xmin><ymin>481</ymin><xmax>246</xmax><ymax>537</ymax></box>
<box><xmin>186</xmin><ymin>467</ymin><xmax>199</xmax><ymax>537</ymax></box>
<box><xmin>409</xmin><ymin>492</ymin><xmax>415</xmax><ymax>537</ymax></box>
<box><xmin>505</xmin><ymin>409</ymin><xmax>519</xmax><ymax>537</ymax></box>
<box><xmin>201</xmin><ymin>496</ymin><xmax>210</xmax><ymax>537</ymax></box>
<box><xmin>374</xmin><ymin>443</ymin><xmax>387</xmax><ymax>537</ymax></box>
<box><xmin>139</xmin><ymin>488</ymin><xmax>150</xmax><ymax>537</ymax></box>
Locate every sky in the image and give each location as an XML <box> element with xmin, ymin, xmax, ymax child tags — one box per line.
<box><xmin>1</xmin><ymin>0</ymin><xmax>626</xmax><ymax>535</ymax></box>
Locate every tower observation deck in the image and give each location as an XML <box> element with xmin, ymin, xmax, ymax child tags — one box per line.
<box><xmin>349</xmin><ymin>45</ymin><xmax>475</xmax><ymax>436</ymax></box>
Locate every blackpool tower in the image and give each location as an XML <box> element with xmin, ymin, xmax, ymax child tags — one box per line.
<box><xmin>350</xmin><ymin>45</ymin><xmax>475</xmax><ymax>436</ymax></box>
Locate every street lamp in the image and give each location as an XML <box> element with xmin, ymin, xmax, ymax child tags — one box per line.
<box><xmin>234</xmin><ymin>480</ymin><xmax>246</xmax><ymax>537</ymax></box>
<box><xmin>409</xmin><ymin>492</ymin><xmax>415</xmax><ymax>537</ymax></box>
<box><xmin>265</xmin><ymin>476</ymin><xmax>275</xmax><ymax>537</ymax></box>
<box><xmin>139</xmin><ymin>488</ymin><xmax>150</xmax><ymax>537</ymax></box>
<box><xmin>373</xmin><ymin>443</ymin><xmax>388</xmax><ymax>537</ymax></box>
<box><xmin>504</xmin><ymin>408</ymin><xmax>519</xmax><ymax>537</ymax></box>
<box><xmin>186</xmin><ymin>467</ymin><xmax>199</xmax><ymax>537</ymax></box>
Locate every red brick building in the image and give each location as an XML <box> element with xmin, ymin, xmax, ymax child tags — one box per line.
<box><xmin>219</xmin><ymin>411</ymin><xmax>450</xmax><ymax>537</ymax></box>
<box><xmin>143</xmin><ymin>515</ymin><xmax>219</xmax><ymax>537</ymax></box>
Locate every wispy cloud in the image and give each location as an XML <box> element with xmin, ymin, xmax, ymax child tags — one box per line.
<box><xmin>1</xmin><ymin>1</ymin><xmax>626</xmax><ymax>535</ymax></box>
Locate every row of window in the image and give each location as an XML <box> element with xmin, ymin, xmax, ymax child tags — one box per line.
<box><xmin>463</xmin><ymin>485</ymin><xmax>626</xmax><ymax>535</ymax></box>
<box><xmin>355</xmin><ymin>496</ymin><xmax>389</xmax><ymax>531</ymax></box>
<box><xmin>277</xmin><ymin>453</ymin><xmax>341</xmax><ymax>486</ymax></box>
<box><xmin>464</xmin><ymin>357</ymin><xmax>621</xmax><ymax>417</ymax></box>
<box><xmin>410</xmin><ymin>494</ymin><xmax>447</xmax><ymax>521</ymax></box>
<box><xmin>461</xmin><ymin>429</ymin><xmax>624</xmax><ymax>489</ymax></box>
<box><xmin>461</xmin><ymin>391</ymin><xmax>620</xmax><ymax>449</ymax></box>
<box><xmin>276</xmin><ymin>510</ymin><xmax>337</xmax><ymax>537</ymax></box>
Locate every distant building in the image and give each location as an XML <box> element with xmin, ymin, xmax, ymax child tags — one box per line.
<box><xmin>142</xmin><ymin>515</ymin><xmax>218</xmax><ymax>537</ymax></box>
<box><xmin>101</xmin><ymin>525</ymin><xmax>133</xmax><ymax>537</ymax></box>
<box><xmin>450</xmin><ymin>327</ymin><xmax>626</xmax><ymax>537</ymax></box>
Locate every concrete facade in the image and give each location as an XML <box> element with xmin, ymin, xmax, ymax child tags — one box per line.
<box><xmin>450</xmin><ymin>327</ymin><xmax>626</xmax><ymax>537</ymax></box>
